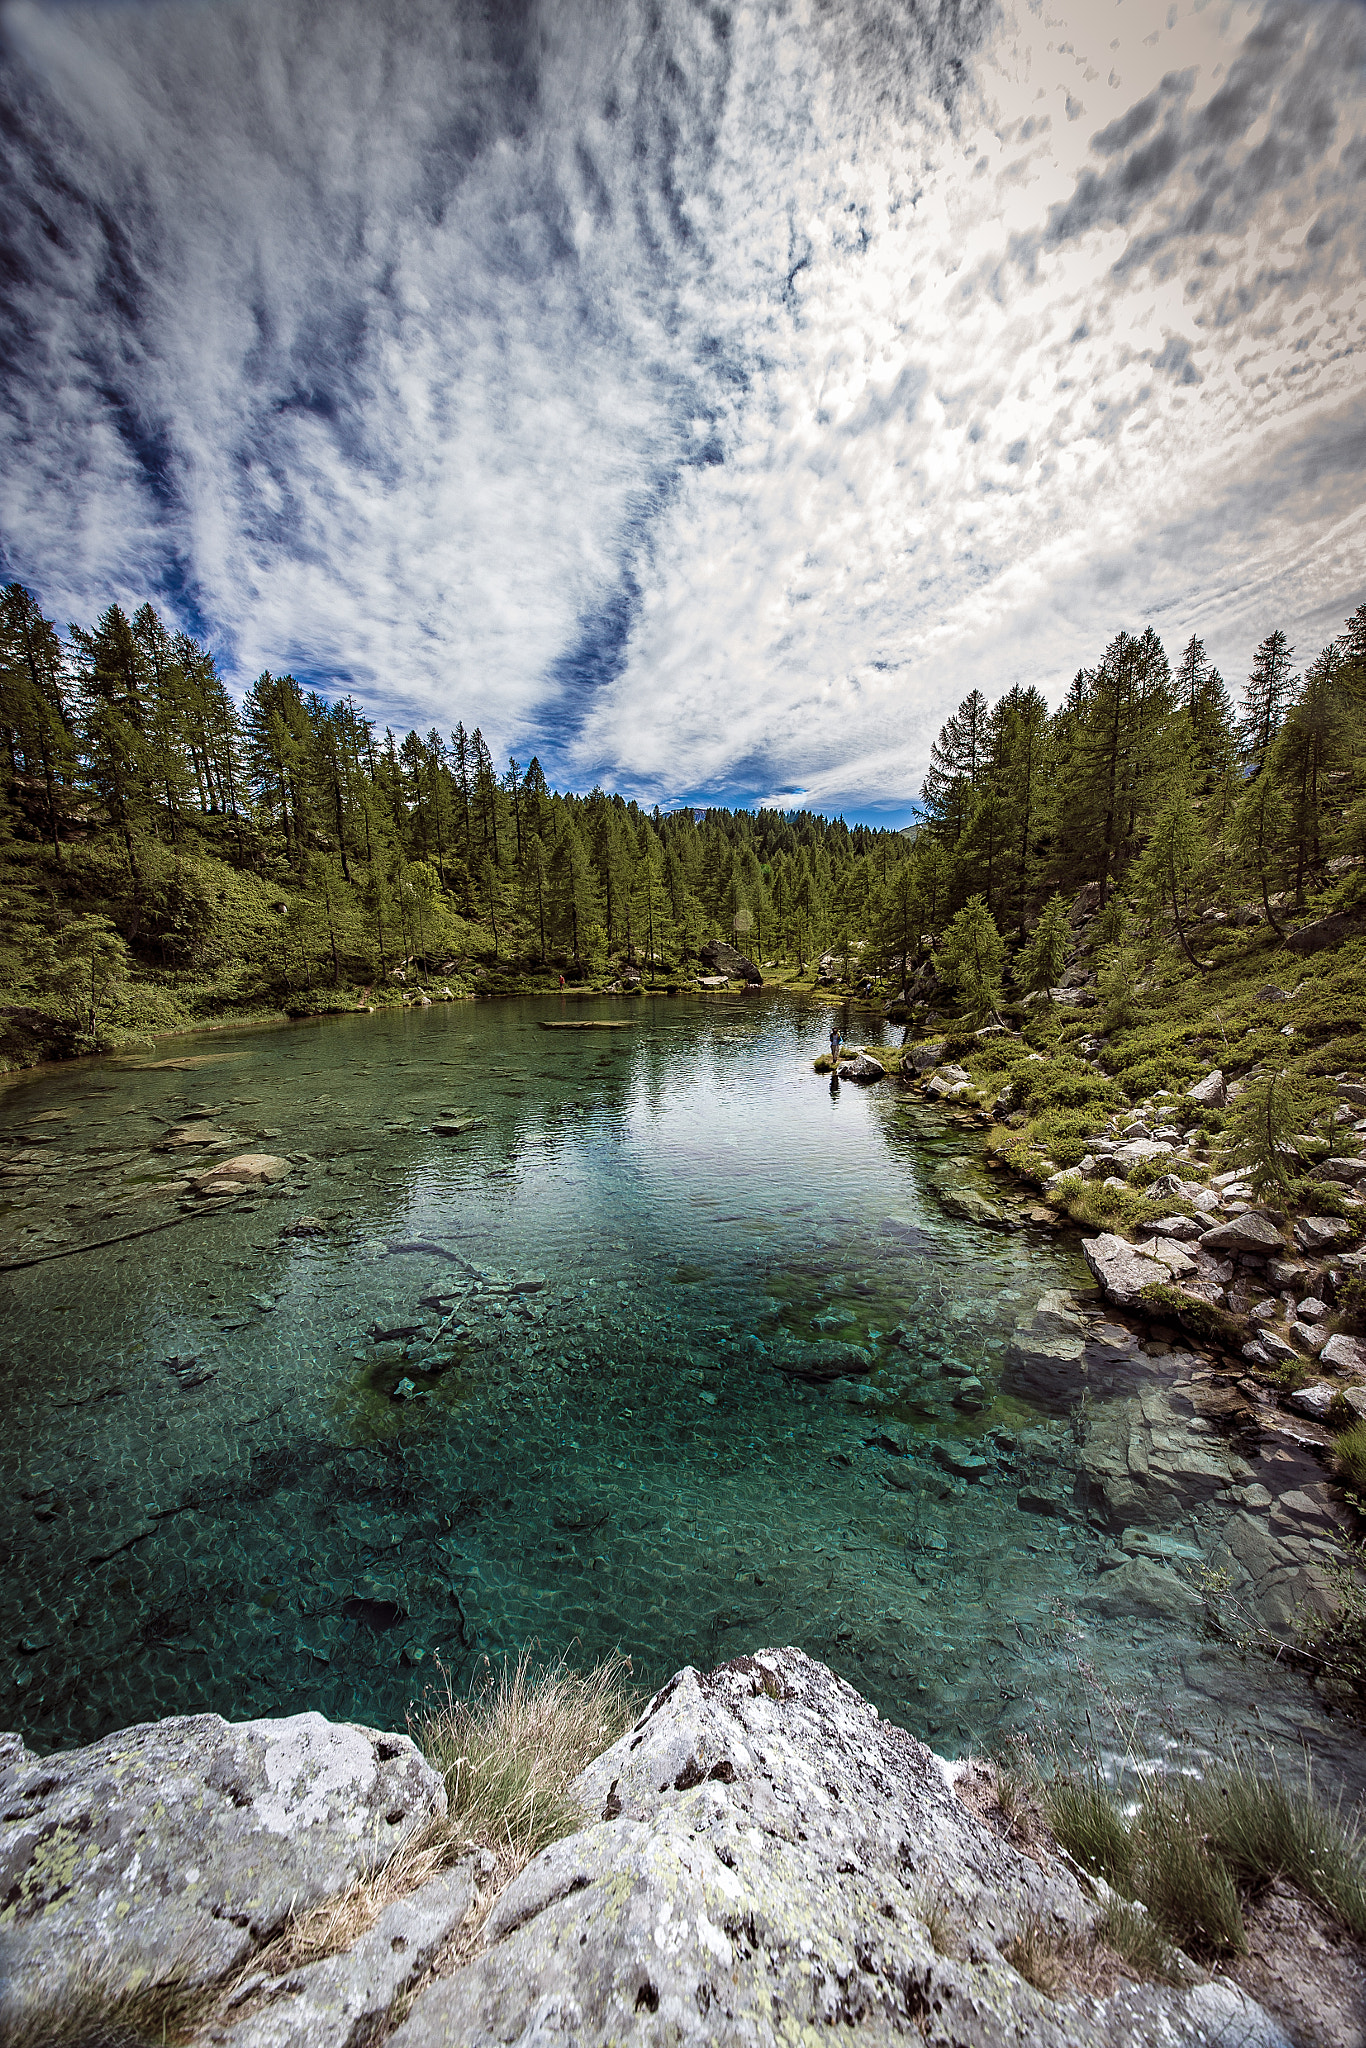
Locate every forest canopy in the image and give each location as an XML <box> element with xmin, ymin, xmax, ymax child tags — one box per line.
<box><xmin>1</xmin><ymin>582</ymin><xmax>1363</xmax><ymax>1054</ymax></box>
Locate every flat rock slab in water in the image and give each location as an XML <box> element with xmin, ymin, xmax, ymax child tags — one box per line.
<box><xmin>0</xmin><ymin>1712</ymin><xmax>445</xmax><ymax>2033</ymax></box>
<box><xmin>538</xmin><ymin>1020</ymin><xmax>635</xmax><ymax>1030</ymax></box>
<box><xmin>190</xmin><ymin>1153</ymin><xmax>291</xmax><ymax>1197</ymax></box>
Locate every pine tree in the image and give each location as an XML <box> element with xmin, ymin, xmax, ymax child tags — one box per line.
<box><xmin>921</xmin><ymin>688</ymin><xmax>989</xmax><ymax>847</ymax></box>
<box><xmin>0</xmin><ymin>583</ymin><xmax>74</xmax><ymax>856</ymax></box>
<box><xmin>1018</xmin><ymin>892</ymin><xmax>1071</xmax><ymax>998</ymax></box>
<box><xmin>1239</xmin><ymin>630</ymin><xmax>1295</xmax><ymax>772</ymax></box>
<box><xmin>937</xmin><ymin>895</ymin><xmax>1004</xmax><ymax>1020</ymax></box>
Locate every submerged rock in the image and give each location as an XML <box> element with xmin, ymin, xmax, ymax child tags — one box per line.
<box><xmin>772</xmin><ymin>1342</ymin><xmax>874</xmax><ymax>1384</ymax></box>
<box><xmin>0</xmin><ymin>1711</ymin><xmax>444</xmax><ymax>2034</ymax></box>
<box><xmin>934</xmin><ymin>1182</ymin><xmax>1009</xmax><ymax>1228</ymax></box>
<box><xmin>191</xmin><ymin>1153</ymin><xmax>291</xmax><ymax>1197</ymax></box>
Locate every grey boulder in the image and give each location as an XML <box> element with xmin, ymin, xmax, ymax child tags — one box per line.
<box><xmin>699</xmin><ymin>940</ymin><xmax>762</xmax><ymax>984</ymax></box>
<box><xmin>1198</xmin><ymin>1213</ymin><xmax>1285</xmax><ymax>1257</ymax></box>
<box><xmin>0</xmin><ymin>1711</ymin><xmax>445</xmax><ymax>2033</ymax></box>
<box><xmin>1082</xmin><ymin>1232</ymin><xmax>1170</xmax><ymax>1307</ymax></box>
<box><xmin>388</xmin><ymin>1647</ymin><xmax>1286</xmax><ymax>2048</ymax></box>
<box><xmin>1186</xmin><ymin>1070</ymin><xmax>1225</xmax><ymax>1107</ymax></box>
<box><xmin>906</xmin><ymin>1039</ymin><xmax>948</xmax><ymax>1073</ymax></box>
<box><xmin>839</xmin><ymin>1052</ymin><xmax>886</xmax><ymax>1083</ymax></box>
<box><xmin>195</xmin><ymin>1864</ymin><xmax>476</xmax><ymax>2048</ymax></box>
<box><xmin>1321</xmin><ymin>1332</ymin><xmax>1366</xmax><ymax>1377</ymax></box>
<box><xmin>1294</xmin><ymin>1215</ymin><xmax>1357</xmax><ymax>1254</ymax></box>
<box><xmin>1313</xmin><ymin>1156</ymin><xmax>1366</xmax><ymax>1184</ymax></box>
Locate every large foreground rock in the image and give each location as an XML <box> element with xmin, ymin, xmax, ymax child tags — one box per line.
<box><xmin>391</xmin><ymin>1647</ymin><xmax>1284</xmax><ymax>2047</ymax></box>
<box><xmin>0</xmin><ymin>1711</ymin><xmax>445</xmax><ymax>2032</ymax></box>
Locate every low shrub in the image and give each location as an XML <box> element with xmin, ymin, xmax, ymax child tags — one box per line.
<box><xmin>1137</xmin><ymin>1283</ymin><xmax>1248</xmax><ymax>1351</ymax></box>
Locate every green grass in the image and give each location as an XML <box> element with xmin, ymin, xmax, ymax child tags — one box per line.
<box><xmin>1335</xmin><ymin>1421</ymin><xmax>1366</xmax><ymax>1494</ymax></box>
<box><xmin>1039</xmin><ymin>1753</ymin><xmax>1366</xmax><ymax>1961</ymax></box>
<box><xmin>1042</xmin><ymin>1771</ymin><xmax>1134</xmax><ymax>1889</ymax></box>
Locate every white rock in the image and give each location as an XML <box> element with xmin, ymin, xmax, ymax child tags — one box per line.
<box><xmin>1187</xmin><ymin>1070</ymin><xmax>1225</xmax><ymax>1106</ymax></box>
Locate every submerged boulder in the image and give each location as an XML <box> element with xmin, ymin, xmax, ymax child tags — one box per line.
<box><xmin>191</xmin><ymin>1152</ymin><xmax>291</xmax><ymax>1196</ymax></box>
<box><xmin>771</xmin><ymin>1342</ymin><xmax>874</xmax><ymax>1383</ymax></box>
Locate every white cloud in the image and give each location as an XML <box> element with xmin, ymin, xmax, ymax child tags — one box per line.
<box><xmin>0</xmin><ymin>0</ymin><xmax>1362</xmax><ymax>808</ymax></box>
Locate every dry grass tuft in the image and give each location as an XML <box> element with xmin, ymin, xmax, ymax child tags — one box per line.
<box><xmin>2</xmin><ymin>1963</ymin><xmax>206</xmax><ymax>2048</ymax></box>
<box><xmin>1001</xmin><ymin>1916</ymin><xmax>1071</xmax><ymax>1996</ymax></box>
<box><xmin>413</xmin><ymin>1645</ymin><xmax>639</xmax><ymax>1892</ymax></box>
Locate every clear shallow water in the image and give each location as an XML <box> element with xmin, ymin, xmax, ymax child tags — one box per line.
<box><xmin>1</xmin><ymin>994</ymin><xmax>1360</xmax><ymax>1787</ymax></box>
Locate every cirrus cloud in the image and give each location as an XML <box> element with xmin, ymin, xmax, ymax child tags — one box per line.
<box><xmin>0</xmin><ymin>0</ymin><xmax>1362</xmax><ymax>820</ymax></box>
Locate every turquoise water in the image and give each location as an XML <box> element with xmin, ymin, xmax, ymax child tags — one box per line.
<box><xmin>0</xmin><ymin>994</ymin><xmax>1357</xmax><ymax>1783</ymax></box>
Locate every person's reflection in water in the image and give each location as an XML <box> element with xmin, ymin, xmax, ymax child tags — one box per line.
<box><xmin>830</xmin><ymin>1070</ymin><xmax>840</xmax><ymax>1098</ymax></box>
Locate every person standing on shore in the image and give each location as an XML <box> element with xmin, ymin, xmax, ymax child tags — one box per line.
<box><xmin>829</xmin><ymin>1025</ymin><xmax>843</xmax><ymax>1066</ymax></box>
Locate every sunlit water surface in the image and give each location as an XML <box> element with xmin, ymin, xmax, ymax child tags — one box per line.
<box><xmin>2</xmin><ymin>995</ymin><xmax>1359</xmax><ymax>1788</ymax></box>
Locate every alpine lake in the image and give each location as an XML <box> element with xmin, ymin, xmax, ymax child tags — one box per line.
<box><xmin>2</xmin><ymin>992</ymin><xmax>1362</xmax><ymax>1793</ymax></box>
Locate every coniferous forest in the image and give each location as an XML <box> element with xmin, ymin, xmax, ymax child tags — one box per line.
<box><xmin>0</xmin><ymin>580</ymin><xmax>1363</xmax><ymax>1064</ymax></box>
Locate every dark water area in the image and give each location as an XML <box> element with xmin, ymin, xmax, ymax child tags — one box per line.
<box><xmin>2</xmin><ymin>993</ymin><xmax>1361</xmax><ymax>1792</ymax></box>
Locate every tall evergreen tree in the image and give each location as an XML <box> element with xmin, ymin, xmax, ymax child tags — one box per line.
<box><xmin>1239</xmin><ymin>629</ymin><xmax>1295</xmax><ymax>772</ymax></box>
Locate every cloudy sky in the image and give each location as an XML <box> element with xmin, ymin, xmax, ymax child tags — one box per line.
<box><xmin>1</xmin><ymin>0</ymin><xmax>1363</xmax><ymax>820</ymax></box>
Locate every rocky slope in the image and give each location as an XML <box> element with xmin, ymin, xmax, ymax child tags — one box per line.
<box><xmin>1</xmin><ymin>1649</ymin><xmax>1294</xmax><ymax>2047</ymax></box>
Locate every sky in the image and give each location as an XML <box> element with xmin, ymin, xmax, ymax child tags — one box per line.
<box><xmin>1</xmin><ymin>0</ymin><xmax>1363</xmax><ymax>825</ymax></box>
